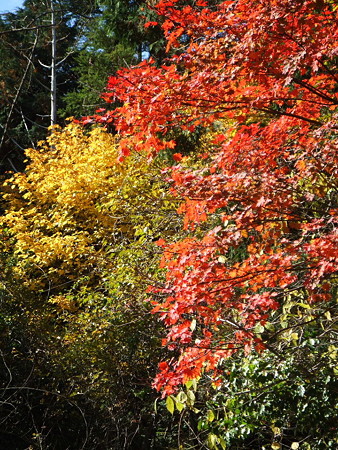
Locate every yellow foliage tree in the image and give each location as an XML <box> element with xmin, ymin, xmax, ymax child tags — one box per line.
<box><xmin>1</xmin><ymin>122</ymin><xmax>179</xmax><ymax>290</ymax></box>
<box><xmin>0</xmin><ymin>122</ymin><xmax>183</xmax><ymax>447</ymax></box>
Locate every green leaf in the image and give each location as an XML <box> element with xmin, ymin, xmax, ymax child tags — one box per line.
<box><xmin>185</xmin><ymin>378</ymin><xmax>198</xmax><ymax>391</ymax></box>
<box><xmin>166</xmin><ymin>395</ymin><xmax>175</xmax><ymax>414</ymax></box>
<box><xmin>325</xmin><ymin>311</ymin><xmax>332</xmax><ymax>321</ymax></box>
<box><xmin>176</xmin><ymin>391</ymin><xmax>187</xmax><ymax>403</ymax></box>
<box><xmin>254</xmin><ymin>323</ymin><xmax>265</xmax><ymax>334</ymax></box>
<box><xmin>186</xmin><ymin>389</ymin><xmax>195</xmax><ymax>405</ymax></box>
<box><xmin>207</xmin><ymin>409</ymin><xmax>215</xmax><ymax>422</ymax></box>
<box><xmin>207</xmin><ymin>433</ymin><xmax>218</xmax><ymax>449</ymax></box>
<box><xmin>296</xmin><ymin>302</ymin><xmax>311</xmax><ymax>309</ymax></box>
<box><xmin>291</xmin><ymin>332</ymin><xmax>299</xmax><ymax>341</ymax></box>
<box><xmin>218</xmin><ymin>437</ymin><xmax>227</xmax><ymax>449</ymax></box>
<box><xmin>175</xmin><ymin>400</ymin><xmax>185</xmax><ymax>412</ymax></box>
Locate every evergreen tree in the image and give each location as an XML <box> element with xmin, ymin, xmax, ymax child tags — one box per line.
<box><xmin>61</xmin><ymin>0</ymin><xmax>165</xmax><ymax>119</ymax></box>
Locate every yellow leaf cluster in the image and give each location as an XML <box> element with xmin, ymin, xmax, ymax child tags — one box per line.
<box><xmin>1</xmin><ymin>122</ymin><xmax>177</xmax><ymax>288</ymax></box>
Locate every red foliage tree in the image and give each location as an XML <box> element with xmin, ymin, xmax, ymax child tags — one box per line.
<box><xmin>96</xmin><ymin>0</ymin><xmax>338</xmax><ymax>395</ymax></box>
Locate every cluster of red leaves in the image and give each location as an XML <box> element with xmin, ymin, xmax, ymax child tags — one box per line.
<box><xmin>153</xmin><ymin>117</ymin><xmax>338</xmax><ymax>394</ymax></box>
<box><xmin>93</xmin><ymin>0</ymin><xmax>338</xmax><ymax>395</ymax></box>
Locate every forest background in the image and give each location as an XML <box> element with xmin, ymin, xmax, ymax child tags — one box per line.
<box><xmin>0</xmin><ymin>0</ymin><xmax>337</xmax><ymax>449</ymax></box>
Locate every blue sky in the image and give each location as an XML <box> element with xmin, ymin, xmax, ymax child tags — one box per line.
<box><xmin>0</xmin><ymin>0</ymin><xmax>24</xmax><ymax>14</ymax></box>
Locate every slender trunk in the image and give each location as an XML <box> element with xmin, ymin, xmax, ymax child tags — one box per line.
<box><xmin>51</xmin><ymin>0</ymin><xmax>57</xmax><ymax>126</ymax></box>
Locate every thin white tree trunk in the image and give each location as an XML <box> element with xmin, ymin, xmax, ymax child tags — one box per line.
<box><xmin>50</xmin><ymin>0</ymin><xmax>57</xmax><ymax>126</ymax></box>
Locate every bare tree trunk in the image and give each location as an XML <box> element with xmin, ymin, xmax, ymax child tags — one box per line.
<box><xmin>50</xmin><ymin>0</ymin><xmax>57</xmax><ymax>126</ymax></box>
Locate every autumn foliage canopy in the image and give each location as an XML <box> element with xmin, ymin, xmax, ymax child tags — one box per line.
<box><xmin>2</xmin><ymin>0</ymin><xmax>338</xmax><ymax>448</ymax></box>
<box><xmin>91</xmin><ymin>0</ymin><xmax>338</xmax><ymax>396</ymax></box>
